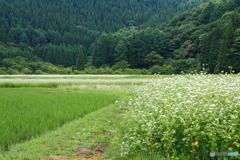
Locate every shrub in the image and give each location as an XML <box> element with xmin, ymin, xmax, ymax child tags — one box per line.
<box><xmin>0</xmin><ymin>70</ymin><xmax>7</xmax><ymax>75</ymax></box>
<box><xmin>21</xmin><ymin>68</ymin><xmax>32</xmax><ymax>74</ymax></box>
<box><xmin>149</xmin><ymin>65</ymin><xmax>162</xmax><ymax>74</ymax></box>
<box><xmin>7</xmin><ymin>68</ymin><xmax>19</xmax><ymax>75</ymax></box>
<box><xmin>35</xmin><ymin>70</ymin><xmax>45</xmax><ymax>74</ymax></box>
<box><xmin>112</xmin><ymin>60</ymin><xmax>130</xmax><ymax>71</ymax></box>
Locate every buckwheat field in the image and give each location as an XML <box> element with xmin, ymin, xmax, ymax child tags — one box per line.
<box><xmin>117</xmin><ymin>74</ymin><xmax>240</xmax><ymax>159</ymax></box>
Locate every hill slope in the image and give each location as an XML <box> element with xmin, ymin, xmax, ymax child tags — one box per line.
<box><xmin>90</xmin><ymin>0</ymin><xmax>240</xmax><ymax>73</ymax></box>
<box><xmin>2</xmin><ymin>0</ymin><xmax>235</xmax><ymax>74</ymax></box>
<box><xmin>0</xmin><ymin>0</ymin><xmax>212</xmax><ymax>33</ymax></box>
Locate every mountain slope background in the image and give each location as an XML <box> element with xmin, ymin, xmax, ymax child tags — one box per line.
<box><xmin>1</xmin><ymin>0</ymin><xmax>240</xmax><ymax>74</ymax></box>
<box><xmin>91</xmin><ymin>0</ymin><xmax>240</xmax><ymax>73</ymax></box>
<box><xmin>1</xmin><ymin>0</ymin><xmax>211</xmax><ymax>33</ymax></box>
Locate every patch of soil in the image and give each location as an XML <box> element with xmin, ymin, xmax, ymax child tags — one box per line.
<box><xmin>46</xmin><ymin>155</ymin><xmax>103</xmax><ymax>160</ymax></box>
<box><xmin>47</xmin><ymin>156</ymin><xmax>71</xmax><ymax>160</ymax></box>
<box><xmin>94</xmin><ymin>144</ymin><xmax>107</xmax><ymax>154</ymax></box>
<box><xmin>77</xmin><ymin>144</ymin><xmax>107</xmax><ymax>156</ymax></box>
<box><xmin>46</xmin><ymin>144</ymin><xmax>107</xmax><ymax>160</ymax></box>
<box><xmin>77</xmin><ymin>147</ymin><xmax>92</xmax><ymax>156</ymax></box>
<box><xmin>99</xmin><ymin>131</ymin><xmax>108</xmax><ymax>135</ymax></box>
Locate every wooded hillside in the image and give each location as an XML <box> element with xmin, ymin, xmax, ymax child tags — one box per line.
<box><xmin>1</xmin><ymin>0</ymin><xmax>239</xmax><ymax>74</ymax></box>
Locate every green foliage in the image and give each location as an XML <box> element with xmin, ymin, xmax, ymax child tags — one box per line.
<box><xmin>76</xmin><ymin>45</ymin><xmax>85</xmax><ymax>70</ymax></box>
<box><xmin>7</xmin><ymin>68</ymin><xmax>19</xmax><ymax>74</ymax></box>
<box><xmin>210</xmin><ymin>3</ymin><xmax>226</xmax><ymax>22</ymax></box>
<box><xmin>0</xmin><ymin>0</ymin><xmax>210</xmax><ymax>37</ymax></box>
<box><xmin>112</xmin><ymin>60</ymin><xmax>130</xmax><ymax>71</ymax></box>
<box><xmin>1</xmin><ymin>58</ymin><xmax>15</xmax><ymax>69</ymax></box>
<box><xmin>92</xmin><ymin>32</ymin><xmax>117</xmax><ymax>68</ymax></box>
<box><xmin>115</xmin><ymin>38</ymin><xmax>128</xmax><ymax>62</ymax></box>
<box><xmin>0</xmin><ymin>0</ymin><xmax>213</xmax><ymax>72</ymax></box>
<box><xmin>150</xmin><ymin>65</ymin><xmax>176</xmax><ymax>74</ymax></box>
<box><xmin>179</xmin><ymin>40</ymin><xmax>197</xmax><ymax>59</ymax></box>
<box><xmin>0</xmin><ymin>70</ymin><xmax>7</xmax><ymax>75</ymax></box>
<box><xmin>21</xmin><ymin>68</ymin><xmax>32</xmax><ymax>74</ymax></box>
<box><xmin>92</xmin><ymin>27</ymin><xmax>169</xmax><ymax>69</ymax></box>
<box><xmin>165</xmin><ymin>58</ymin><xmax>199</xmax><ymax>73</ymax></box>
<box><xmin>160</xmin><ymin>0</ymin><xmax>240</xmax><ymax>74</ymax></box>
<box><xmin>145</xmin><ymin>51</ymin><xmax>164</xmax><ymax>67</ymax></box>
<box><xmin>199</xmin><ymin>1</ymin><xmax>216</xmax><ymax>24</ymax></box>
<box><xmin>215</xmin><ymin>12</ymin><xmax>240</xmax><ymax>73</ymax></box>
<box><xmin>0</xmin><ymin>57</ymin><xmax>77</xmax><ymax>75</ymax></box>
<box><xmin>149</xmin><ymin>65</ymin><xmax>163</xmax><ymax>74</ymax></box>
<box><xmin>35</xmin><ymin>69</ymin><xmax>45</xmax><ymax>74</ymax></box>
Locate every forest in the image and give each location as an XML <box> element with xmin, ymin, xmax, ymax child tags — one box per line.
<box><xmin>0</xmin><ymin>0</ymin><xmax>240</xmax><ymax>74</ymax></box>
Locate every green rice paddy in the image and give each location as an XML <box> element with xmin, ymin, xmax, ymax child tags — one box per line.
<box><xmin>0</xmin><ymin>87</ymin><xmax>117</xmax><ymax>151</ymax></box>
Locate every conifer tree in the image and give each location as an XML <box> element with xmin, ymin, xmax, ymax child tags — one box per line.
<box><xmin>76</xmin><ymin>45</ymin><xmax>85</xmax><ymax>70</ymax></box>
<box><xmin>20</xmin><ymin>33</ymin><xmax>30</xmax><ymax>44</ymax></box>
<box><xmin>144</xmin><ymin>51</ymin><xmax>164</xmax><ymax>67</ymax></box>
<box><xmin>200</xmin><ymin>1</ymin><xmax>216</xmax><ymax>24</ymax></box>
<box><xmin>114</xmin><ymin>38</ymin><xmax>128</xmax><ymax>62</ymax></box>
<box><xmin>210</xmin><ymin>3</ymin><xmax>225</xmax><ymax>22</ymax></box>
<box><xmin>215</xmin><ymin>21</ymin><xmax>235</xmax><ymax>73</ymax></box>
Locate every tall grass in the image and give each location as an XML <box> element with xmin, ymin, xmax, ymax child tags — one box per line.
<box><xmin>0</xmin><ymin>88</ymin><xmax>117</xmax><ymax>151</ymax></box>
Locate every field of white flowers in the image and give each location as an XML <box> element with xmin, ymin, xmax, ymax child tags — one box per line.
<box><xmin>118</xmin><ymin>75</ymin><xmax>240</xmax><ymax>159</ymax></box>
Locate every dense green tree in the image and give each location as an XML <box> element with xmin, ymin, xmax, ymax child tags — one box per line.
<box><xmin>179</xmin><ymin>40</ymin><xmax>197</xmax><ymax>59</ymax></box>
<box><xmin>19</xmin><ymin>33</ymin><xmax>30</xmax><ymax>44</ymax></box>
<box><xmin>1</xmin><ymin>58</ymin><xmax>15</xmax><ymax>69</ymax></box>
<box><xmin>144</xmin><ymin>51</ymin><xmax>164</xmax><ymax>67</ymax></box>
<box><xmin>114</xmin><ymin>38</ymin><xmax>128</xmax><ymax>62</ymax></box>
<box><xmin>76</xmin><ymin>45</ymin><xmax>85</xmax><ymax>70</ymax></box>
<box><xmin>134</xmin><ymin>30</ymin><xmax>151</xmax><ymax>68</ymax></box>
<box><xmin>199</xmin><ymin>1</ymin><xmax>216</xmax><ymax>24</ymax></box>
<box><xmin>112</xmin><ymin>60</ymin><xmax>130</xmax><ymax>70</ymax></box>
<box><xmin>149</xmin><ymin>28</ymin><xmax>169</xmax><ymax>57</ymax></box>
<box><xmin>210</xmin><ymin>3</ymin><xmax>226</xmax><ymax>22</ymax></box>
<box><xmin>215</xmin><ymin>20</ymin><xmax>235</xmax><ymax>73</ymax></box>
<box><xmin>228</xmin><ymin>35</ymin><xmax>240</xmax><ymax>72</ymax></box>
<box><xmin>92</xmin><ymin>32</ymin><xmax>118</xmax><ymax>67</ymax></box>
<box><xmin>199</xmin><ymin>24</ymin><xmax>223</xmax><ymax>73</ymax></box>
